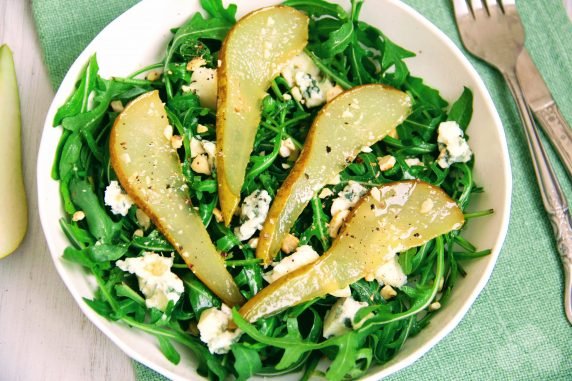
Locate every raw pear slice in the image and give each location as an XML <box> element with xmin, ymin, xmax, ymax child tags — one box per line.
<box><xmin>217</xmin><ymin>6</ymin><xmax>308</xmax><ymax>224</ymax></box>
<box><xmin>110</xmin><ymin>91</ymin><xmax>244</xmax><ymax>307</ymax></box>
<box><xmin>256</xmin><ymin>85</ymin><xmax>411</xmax><ymax>264</ymax></box>
<box><xmin>241</xmin><ymin>181</ymin><xmax>464</xmax><ymax>322</ymax></box>
<box><xmin>0</xmin><ymin>44</ymin><xmax>27</xmax><ymax>258</ymax></box>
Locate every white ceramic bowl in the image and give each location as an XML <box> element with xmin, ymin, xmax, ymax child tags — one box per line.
<box><xmin>37</xmin><ymin>0</ymin><xmax>512</xmax><ymax>379</ymax></box>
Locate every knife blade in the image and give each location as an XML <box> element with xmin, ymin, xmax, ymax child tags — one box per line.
<box><xmin>516</xmin><ymin>50</ymin><xmax>572</xmax><ymax>178</ymax></box>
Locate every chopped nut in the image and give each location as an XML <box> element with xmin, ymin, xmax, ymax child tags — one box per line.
<box><xmin>146</xmin><ymin>70</ymin><xmax>161</xmax><ymax>81</ymax></box>
<box><xmin>381</xmin><ymin>285</ymin><xmax>397</xmax><ymax>300</ymax></box>
<box><xmin>281</xmin><ymin>234</ymin><xmax>299</xmax><ymax>254</ymax></box>
<box><xmin>377</xmin><ymin>155</ymin><xmax>396</xmax><ymax>171</ymax></box>
<box><xmin>171</xmin><ymin>135</ymin><xmax>183</xmax><ymax>149</ymax></box>
<box><xmin>361</xmin><ymin>146</ymin><xmax>373</xmax><ymax>153</ymax></box>
<box><xmin>133</xmin><ymin>229</ymin><xmax>144</xmax><ymax>237</ymax></box>
<box><xmin>110</xmin><ymin>100</ymin><xmax>124</xmax><ymax>112</ymax></box>
<box><xmin>281</xmin><ymin>163</ymin><xmax>291</xmax><ymax>169</ymax></box>
<box><xmin>217</xmin><ymin>59</ymin><xmax>222</xmax><ymax>68</ymax></box>
<box><xmin>319</xmin><ymin>188</ymin><xmax>334</xmax><ymax>199</ymax></box>
<box><xmin>429</xmin><ymin>302</ymin><xmax>441</xmax><ymax>311</ymax></box>
<box><xmin>283</xmin><ymin>93</ymin><xmax>292</xmax><ymax>101</ymax></box>
<box><xmin>197</xmin><ymin>124</ymin><xmax>209</xmax><ymax>133</ymax></box>
<box><xmin>328</xmin><ymin>210</ymin><xmax>350</xmax><ymax>238</ymax></box>
<box><xmin>186</xmin><ymin>56</ymin><xmax>207</xmax><ymax>71</ymax></box>
<box><xmin>163</xmin><ymin>124</ymin><xmax>173</xmax><ymax>141</ymax></box>
<box><xmin>370</xmin><ymin>187</ymin><xmax>381</xmax><ymax>203</ymax></box>
<box><xmin>72</xmin><ymin>211</ymin><xmax>85</xmax><ymax>222</ymax></box>
<box><xmin>364</xmin><ymin>272</ymin><xmax>375</xmax><ymax>282</ymax></box>
<box><xmin>279</xmin><ymin>138</ymin><xmax>297</xmax><ymax>158</ymax></box>
<box><xmin>212</xmin><ymin>208</ymin><xmax>223</xmax><ymax>223</ymax></box>
<box><xmin>248</xmin><ymin>237</ymin><xmax>259</xmax><ymax>249</ymax></box>
<box><xmin>136</xmin><ymin>209</ymin><xmax>151</xmax><ymax>230</ymax></box>
<box><xmin>191</xmin><ymin>154</ymin><xmax>211</xmax><ymax>175</ymax></box>
<box><xmin>326</xmin><ymin>85</ymin><xmax>343</xmax><ymax>102</ymax></box>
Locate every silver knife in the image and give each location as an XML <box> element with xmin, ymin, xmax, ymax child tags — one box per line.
<box><xmin>516</xmin><ymin>49</ymin><xmax>572</xmax><ymax>178</ymax></box>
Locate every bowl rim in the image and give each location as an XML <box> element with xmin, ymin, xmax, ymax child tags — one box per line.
<box><xmin>37</xmin><ymin>0</ymin><xmax>512</xmax><ymax>380</ymax></box>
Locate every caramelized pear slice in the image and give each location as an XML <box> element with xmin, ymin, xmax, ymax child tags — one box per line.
<box><xmin>110</xmin><ymin>91</ymin><xmax>244</xmax><ymax>307</ymax></box>
<box><xmin>241</xmin><ymin>181</ymin><xmax>464</xmax><ymax>322</ymax></box>
<box><xmin>217</xmin><ymin>6</ymin><xmax>309</xmax><ymax>224</ymax></box>
<box><xmin>256</xmin><ymin>85</ymin><xmax>411</xmax><ymax>264</ymax></box>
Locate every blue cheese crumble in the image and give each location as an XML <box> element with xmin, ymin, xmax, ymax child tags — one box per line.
<box><xmin>436</xmin><ymin>121</ymin><xmax>473</xmax><ymax>168</ymax></box>
<box><xmin>234</xmin><ymin>190</ymin><xmax>272</xmax><ymax>241</ymax></box>
<box><xmin>323</xmin><ymin>297</ymin><xmax>369</xmax><ymax>338</ymax></box>
<box><xmin>197</xmin><ymin>304</ymin><xmax>243</xmax><ymax>354</ymax></box>
<box><xmin>116</xmin><ymin>252</ymin><xmax>184</xmax><ymax>311</ymax></box>
<box><xmin>281</xmin><ymin>53</ymin><xmax>335</xmax><ymax>108</ymax></box>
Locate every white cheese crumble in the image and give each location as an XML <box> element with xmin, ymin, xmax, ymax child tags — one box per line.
<box><xmin>104</xmin><ymin>181</ymin><xmax>133</xmax><ymax>216</ymax></box>
<box><xmin>281</xmin><ymin>53</ymin><xmax>334</xmax><ymax>108</ymax></box>
<box><xmin>184</xmin><ymin>67</ymin><xmax>217</xmax><ymax>110</ymax></box>
<box><xmin>374</xmin><ymin>255</ymin><xmax>407</xmax><ymax>288</ymax></box>
<box><xmin>116</xmin><ymin>252</ymin><xmax>184</xmax><ymax>311</ymax></box>
<box><xmin>436</xmin><ymin>121</ymin><xmax>473</xmax><ymax>168</ymax></box>
<box><xmin>323</xmin><ymin>297</ymin><xmax>369</xmax><ymax>338</ymax></box>
<box><xmin>197</xmin><ymin>304</ymin><xmax>242</xmax><ymax>354</ymax></box>
<box><xmin>234</xmin><ymin>190</ymin><xmax>272</xmax><ymax>241</ymax></box>
<box><xmin>264</xmin><ymin>245</ymin><xmax>319</xmax><ymax>283</ymax></box>
<box><xmin>330</xmin><ymin>181</ymin><xmax>368</xmax><ymax>216</ymax></box>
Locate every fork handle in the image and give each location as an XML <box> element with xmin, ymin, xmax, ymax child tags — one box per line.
<box><xmin>504</xmin><ymin>70</ymin><xmax>572</xmax><ymax>324</ymax></box>
<box><xmin>534</xmin><ymin>103</ymin><xmax>572</xmax><ymax>179</ymax></box>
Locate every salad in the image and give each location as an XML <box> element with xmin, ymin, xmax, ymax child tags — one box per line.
<box><xmin>52</xmin><ymin>0</ymin><xmax>493</xmax><ymax>380</ymax></box>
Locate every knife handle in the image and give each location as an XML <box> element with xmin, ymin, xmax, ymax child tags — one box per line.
<box><xmin>535</xmin><ymin>103</ymin><xmax>572</xmax><ymax>178</ymax></box>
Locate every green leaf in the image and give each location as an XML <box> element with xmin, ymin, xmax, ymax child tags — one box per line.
<box><xmin>405</xmin><ymin>76</ymin><xmax>448</xmax><ymax>110</ymax></box>
<box><xmin>380</xmin><ymin>36</ymin><xmax>415</xmax><ymax>86</ymax></box>
<box><xmin>231</xmin><ymin>344</ymin><xmax>262</xmax><ymax>381</ymax></box>
<box><xmin>283</xmin><ymin>0</ymin><xmax>349</xmax><ymax>20</ymax></box>
<box><xmin>182</xmin><ymin>272</ymin><xmax>221</xmax><ymax>318</ymax></box>
<box><xmin>53</xmin><ymin>55</ymin><xmax>99</xmax><ymax>125</ymax></box>
<box><xmin>63</xmin><ymin>247</ymin><xmax>95</xmax><ymax>269</ymax></box>
<box><xmin>447</xmin><ymin>86</ymin><xmax>473</xmax><ymax>130</ymax></box>
<box><xmin>319</xmin><ymin>21</ymin><xmax>354</xmax><ymax>57</ymax></box>
<box><xmin>325</xmin><ymin>333</ymin><xmax>360</xmax><ymax>381</ymax></box>
<box><xmin>88</xmin><ymin>243</ymin><xmax>128</xmax><ymax>262</ymax></box>
<box><xmin>200</xmin><ymin>0</ymin><xmax>237</xmax><ymax>23</ymax></box>
<box><xmin>157</xmin><ymin>336</ymin><xmax>181</xmax><ymax>364</ymax></box>
<box><xmin>68</xmin><ymin>178</ymin><xmax>122</xmax><ymax>243</ymax></box>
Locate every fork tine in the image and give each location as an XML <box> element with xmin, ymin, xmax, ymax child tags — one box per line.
<box><xmin>470</xmin><ymin>0</ymin><xmax>487</xmax><ymax>16</ymax></box>
<box><xmin>484</xmin><ymin>0</ymin><xmax>501</xmax><ymax>15</ymax></box>
<box><xmin>452</xmin><ymin>0</ymin><xmax>471</xmax><ymax>19</ymax></box>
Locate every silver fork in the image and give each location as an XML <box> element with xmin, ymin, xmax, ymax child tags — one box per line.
<box><xmin>452</xmin><ymin>0</ymin><xmax>572</xmax><ymax>324</ymax></box>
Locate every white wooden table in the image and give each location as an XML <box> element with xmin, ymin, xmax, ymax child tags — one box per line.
<box><xmin>0</xmin><ymin>1</ymin><xmax>135</xmax><ymax>380</ymax></box>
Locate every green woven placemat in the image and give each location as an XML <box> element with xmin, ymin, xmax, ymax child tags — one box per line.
<box><xmin>32</xmin><ymin>0</ymin><xmax>572</xmax><ymax>380</ymax></box>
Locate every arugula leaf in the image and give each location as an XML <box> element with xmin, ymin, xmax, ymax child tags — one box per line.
<box><xmin>68</xmin><ymin>178</ymin><xmax>122</xmax><ymax>243</ymax></box>
<box><xmin>200</xmin><ymin>0</ymin><xmax>237</xmax><ymax>23</ymax></box>
<box><xmin>182</xmin><ymin>272</ymin><xmax>221</xmax><ymax>318</ymax></box>
<box><xmin>318</xmin><ymin>21</ymin><xmax>354</xmax><ymax>57</ymax></box>
<box><xmin>447</xmin><ymin>86</ymin><xmax>473</xmax><ymax>130</ymax></box>
<box><xmin>157</xmin><ymin>336</ymin><xmax>181</xmax><ymax>364</ymax></box>
<box><xmin>164</xmin><ymin>12</ymin><xmax>234</xmax><ymax>98</ymax></box>
<box><xmin>283</xmin><ymin>0</ymin><xmax>349</xmax><ymax>20</ymax></box>
<box><xmin>380</xmin><ymin>36</ymin><xmax>415</xmax><ymax>87</ymax></box>
<box><xmin>231</xmin><ymin>344</ymin><xmax>262</xmax><ymax>381</ymax></box>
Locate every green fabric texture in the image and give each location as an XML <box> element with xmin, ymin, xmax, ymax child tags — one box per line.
<box><xmin>32</xmin><ymin>0</ymin><xmax>572</xmax><ymax>380</ymax></box>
